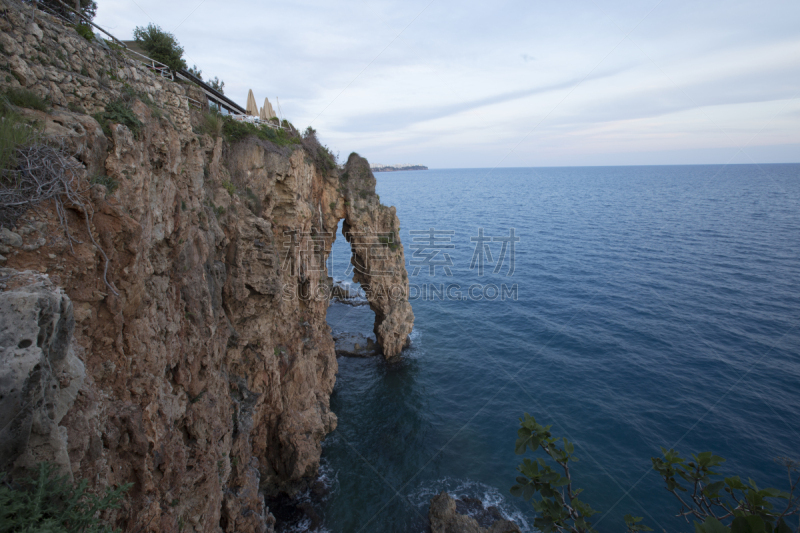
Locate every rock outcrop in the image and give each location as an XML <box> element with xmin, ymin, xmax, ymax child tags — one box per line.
<box><xmin>336</xmin><ymin>154</ymin><xmax>414</xmax><ymax>358</ymax></box>
<box><xmin>0</xmin><ymin>270</ymin><xmax>85</xmax><ymax>479</ymax></box>
<box><xmin>429</xmin><ymin>492</ymin><xmax>521</xmax><ymax>533</ymax></box>
<box><xmin>0</xmin><ymin>1</ymin><xmax>414</xmax><ymax>531</ymax></box>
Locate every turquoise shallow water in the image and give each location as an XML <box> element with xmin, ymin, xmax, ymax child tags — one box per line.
<box><xmin>315</xmin><ymin>165</ymin><xmax>800</xmax><ymax>533</ymax></box>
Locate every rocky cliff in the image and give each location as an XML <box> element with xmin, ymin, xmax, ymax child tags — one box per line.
<box><xmin>0</xmin><ymin>2</ymin><xmax>414</xmax><ymax>531</ymax></box>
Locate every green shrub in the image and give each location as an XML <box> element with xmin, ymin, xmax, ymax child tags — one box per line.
<box><xmin>0</xmin><ymin>462</ymin><xmax>132</xmax><ymax>533</ymax></box>
<box><xmin>3</xmin><ymin>88</ymin><xmax>48</xmax><ymax>112</ymax></box>
<box><xmin>133</xmin><ymin>24</ymin><xmax>187</xmax><ymax>72</ymax></box>
<box><xmin>199</xmin><ymin>110</ymin><xmax>222</xmax><ymax>137</ymax></box>
<box><xmin>301</xmin><ymin>126</ymin><xmax>337</xmax><ymax>172</ymax></box>
<box><xmin>378</xmin><ymin>232</ymin><xmax>399</xmax><ymax>251</ymax></box>
<box><xmin>93</xmin><ymin>99</ymin><xmax>142</xmax><ymax>139</ymax></box>
<box><xmin>75</xmin><ymin>23</ymin><xmax>94</xmax><ymax>41</ymax></box>
<box><xmin>244</xmin><ymin>188</ymin><xmax>262</xmax><ymax>216</ymax></box>
<box><xmin>222</xmin><ymin>180</ymin><xmax>235</xmax><ymax>196</ymax></box>
<box><xmin>221</xmin><ymin>117</ymin><xmax>301</xmax><ymax>147</ymax></box>
<box><xmin>90</xmin><ymin>174</ymin><xmax>119</xmax><ymax>193</ymax></box>
<box><xmin>0</xmin><ymin>109</ymin><xmax>37</xmax><ymax>174</ymax></box>
<box><xmin>511</xmin><ymin>413</ymin><xmax>800</xmax><ymax>533</ymax></box>
<box><xmin>207</xmin><ymin>77</ymin><xmax>225</xmax><ymax>95</ymax></box>
<box><xmin>68</xmin><ymin>101</ymin><xmax>85</xmax><ymax>114</ymax></box>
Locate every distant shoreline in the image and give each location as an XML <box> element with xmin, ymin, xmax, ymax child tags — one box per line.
<box><xmin>372</xmin><ymin>165</ymin><xmax>428</xmax><ymax>172</ymax></box>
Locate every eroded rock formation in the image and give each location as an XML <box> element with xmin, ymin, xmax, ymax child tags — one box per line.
<box><xmin>336</xmin><ymin>154</ymin><xmax>414</xmax><ymax>358</ymax></box>
<box><xmin>0</xmin><ymin>1</ymin><xmax>414</xmax><ymax>531</ymax></box>
<box><xmin>0</xmin><ymin>270</ymin><xmax>85</xmax><ymax>479</ymax></box>
<box><xmin>429</xmin><ymin>492</ymin><xmax>521</xmax><ymax>533</ymax></box>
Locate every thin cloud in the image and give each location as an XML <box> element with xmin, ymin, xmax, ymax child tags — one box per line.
<box><xmin>95</xmin><ymin>0</ymin><xmax>800</xmax><ymax>167</ymax></box>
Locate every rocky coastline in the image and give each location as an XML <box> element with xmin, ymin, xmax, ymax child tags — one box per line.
<box><xmin>370</xmin><ymin>164</ymin><xmax>428</xmax><ymax>172</ymax></box>
<box><xmin>0</xmin><ymin>1</ymin><xmax>414</xmax><ymax>530</ymax></box>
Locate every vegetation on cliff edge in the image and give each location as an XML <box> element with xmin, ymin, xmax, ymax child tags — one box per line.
<box><xmin>221</xmin><ymin>115</ymin><xmax>302</xmax><ymax>147</ymax></box>
<box><xmin>512</xmin><ymin>413</ymin><xmax>800</xmax><ymax>533</ymax></box>
<box><xmin>133</xmin><ymin>23</ymin><xmax>187</xmax><ymax>72</ymax></box>
<box><xmin>0</xmin><ymin>463</ymin><xmax>132</xmax><ymax>533</ymax></box>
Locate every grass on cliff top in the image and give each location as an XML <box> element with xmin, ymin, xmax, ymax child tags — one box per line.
<box><xmin>3</xmin><ymin>88</ymin><xmax>49</xmax><ymax>112</ymax></box>
<box><xmin>221</xmin><ymin>116</ymin><xmax>302</xmax><ymax>147</ymax></box>
<box><xmin>0</xmin><ymin>98</ymin><xmax>40</xmax><ymax>175</ymax></box>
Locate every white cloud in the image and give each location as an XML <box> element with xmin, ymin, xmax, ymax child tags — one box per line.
<box><xmin>94</xmin><ymin>0</ymin><xmax>800</xmax><ymax>167</ymax></box>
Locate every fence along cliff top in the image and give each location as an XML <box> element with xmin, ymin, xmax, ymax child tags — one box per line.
<box><xmin>37</xmin><ymin>0</ymin><xmax>247</xmax><ymax>116</ymax></box>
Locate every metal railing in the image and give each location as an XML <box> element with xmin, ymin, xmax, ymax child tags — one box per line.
<box><xmin>44</xmin><ymin>0</ymin><xmax>175</xmax><ymax>81</ymax></box>
<box><xmin>31</xmin><ymin>0</ymin><xmax>286</xmax><ymax>126</ymax></box>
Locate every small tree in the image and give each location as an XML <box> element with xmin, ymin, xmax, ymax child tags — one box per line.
<box><xmin>653</xmin><ymin>449</ymin><xmax>800</xmax><ymax>532</ymax></box>
<box><xmin>511</xmin><ymin>413</ymin><xmax>800</xmax><ymax>533</ymax></box>
<box><xmin>132</xmin><ymin>24</ymin><xmax>187</xmax><ymax>72</ymax></box>
<box><xmin>187</xmin><ymin>65</ymin><xmax>203</xmax><ymax>80</ymax></box>
<box><xmin>207</xmin><ymin>77</ymin><xmax>225</xmax><ymax>95</ymax></box>
<box><xmin>0</xmin><ymin>462</ymin><xmax>132</xmax><ymax>533</ymax></box>
<box><xmin>511</xmin><ymin>413</ymin><xmax>649</xmax><ymax>533</ymax></box>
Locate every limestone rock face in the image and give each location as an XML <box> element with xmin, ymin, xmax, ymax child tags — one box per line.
<box><xmin>429</xmin><ymin>492</ymin><xmax>521</xmax><ymax>533</ymax></box>
<box><xmin>0</xmin><ymin>1</ymin><xmax>415</xmax><ymax>531</ymax></box>
<box><xmin>0</xmin><ymin>271</ymin><xmax>86</xmax><ymax>479</ymax></box>
<box><xmin>337</xmin><ymin>153</ymin><xmax>414</xmax><ymax>358</ymax></box>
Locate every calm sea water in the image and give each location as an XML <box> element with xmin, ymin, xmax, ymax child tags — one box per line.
<box><xmin>315</xmin><ymin>165</ymin><xmax>800</xmax><ymax>533</ymax></box>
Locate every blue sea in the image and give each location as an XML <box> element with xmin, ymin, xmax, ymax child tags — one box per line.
<box><xmin>313</xmin><ymin>165</ymin><xmax>800</xmax><ymax>533</ymax></box>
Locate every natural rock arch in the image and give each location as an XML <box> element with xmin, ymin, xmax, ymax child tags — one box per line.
<box><xmin>324</xmin><ymin>153</ymin><xmax>414</xmax><ymax>358</ymax></box>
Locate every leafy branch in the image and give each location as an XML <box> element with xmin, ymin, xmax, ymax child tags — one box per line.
<box><xmin>653</xmin><ymin>450</ymin><xmax>800</xmax><ymax>533</ymax></box>
<box><xmin>510</xmin><ymin>413</ymin><xmax>650</xmax><ymax>533</ymax></box>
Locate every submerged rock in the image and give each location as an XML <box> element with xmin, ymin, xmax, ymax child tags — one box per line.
<box><xmin>333</xmin><ymin>332</ymin><xmax>380</xmax><ymax>357</ymax></box>
<box><xmin>429</xmin><ymin>492</ymin><xmax>521</xmax><ymax>533</ymax></box>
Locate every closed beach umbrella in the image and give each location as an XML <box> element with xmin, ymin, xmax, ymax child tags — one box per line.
<box><xmin>246</xmin><ymin>89</ymin><xmax>258</xmax><ymax>116</ymax></box>
<box><xmin>264</xmin><ymin>98</ymin><xmax>277</xmax><ymax>119</ymax></box>
<box><xmin>259</xmin><ymin>105</ymin><xmax>268</xmax><ymax>121</ymax></box>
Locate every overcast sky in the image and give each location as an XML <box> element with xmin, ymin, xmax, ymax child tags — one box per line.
<box><xmin>94</xmin><ymin>0</ymin><xmax>800</xmax><ymax>168</ymax></box>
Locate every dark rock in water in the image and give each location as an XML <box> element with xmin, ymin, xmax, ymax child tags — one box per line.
<box><xmin>333</xmin><ymin>332</ymin><xmax>380</xmax><ymax>357</ymax></box>
<box><xmin>297</xmin><ymin>502</ymin><xmax>322</xmax><ymax>530</ymax></box>
<box><xmin>456</xmin><ymin>497</ymin><xmax>506</xmax><ymax>529</ymax></box>
<box><xmin>429</xmin><ymin>492</ymin><xmax>521</xmax><ymax>533</ymax></box>
<box><xmin>264</xmin><ymin>491</ymin><xmax>324</xmax><ymax>532</ymax></box>
<box><xmin>310</xmin><ymin>479</ymin><xmax>329</xmax><ymax>498</ymax></box>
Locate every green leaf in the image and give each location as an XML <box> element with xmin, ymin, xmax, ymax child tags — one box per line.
<box><xmin>732</xmin><ymin>517</ymin><xmax>752</xmax><ymax>533</ymax></box>
<box><xmin>732</xmin><ymin>516</ymin><xmax>768</xmax><ymax>533</ymax></box>
<box><xmin>696</xmin><ymin>517</ymin><xmax>731</xmax><ymax>533</ymax></box>
<box><xmin>704</xmin><ymin>481</ymin><xmax>726</xmax><ymax>496</ymax></box>
<box><xmin>523</xmin><ymin>484</ymin><xmax>535</xmax><ymax>501</ymax></box>
<box><xmin>774</xmin><ymin>518</ymin><xmax>792</xmax><ymax>533</ymax></box>
<box><xmin>624</xmin><ymin>514</ymin><xmax>653</xmax><ymax>532</ymax></box>
<box><xmin>725</xmin><ymin>476</ymin><xmax>747</xmax><ymax>491</ymax></box>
